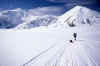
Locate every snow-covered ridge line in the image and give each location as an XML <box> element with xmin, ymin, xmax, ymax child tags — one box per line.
<box><xmin>0</xmin><ymin>8</ymin><xmax>58</xmax><ymax>29</ymax></box>
<box><xmin>57</xmin><ymin>6</ymin><xmax>100</xmax><ymax>27</ymax></box>
<box><xmin>0</xmin><ymin>6</ymin><xmax>100</xmax><ymax>29</ymax></box>
<box><xmin>16</xmin><ymin>15</ymin><xmax>58</xmax><ymax>29</ymax></box>
<box><xmin>17</xmin><ymin>6</ymin><xmax>100</xmax><ymax>29</ymax></box>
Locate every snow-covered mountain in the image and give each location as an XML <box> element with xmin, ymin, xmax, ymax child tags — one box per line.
<box><xmin>17</xmin><ymin>6</ymin><xmax>100</xmax><ymax>29</ymax></box>
<box><xmin>0</xmin><ymin>8</ymin><xmax>25</xmax><ymax>29</ymax></box>
<box><xmin>0</xmin><ymin>6</ymin><xmax>100</xmax><ymax>66</ymax></box>
<box><xmin>0</xmin><ymin>8</ymin><xmax>58</xmax><ymax>29</ymax></box>
<box><xmin>0</xmin><ymin>6</ymin><xmax>100</xmax><ymax>29</ymax></box>
<box><xmin>16</xmin><ymin>15</ymin><xmax>57</xmax><ymax>29</ymax></box>
<box><xmin>57</xmin><ymin>6</ymin><xmax>100</xmax><ymax>27</ymax></box>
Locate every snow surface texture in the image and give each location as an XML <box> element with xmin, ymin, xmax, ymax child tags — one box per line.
<box><xmin>0</xmin><ymin>6</ymin><xmax>100</xmax><ymax>66</ymax></box>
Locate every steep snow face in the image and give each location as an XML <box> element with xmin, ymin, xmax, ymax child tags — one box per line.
<box><xmin>57</xmin><ymin>6</ymin><xmax>100</xmax><ymax>27</ymax></box>
<box><xmin>16</xmin><ymin>15</ymin><xmax>57</xmax><ymax>29</ymax></box>
<box><xmin>0</xmin><ymin>8</ymin><xmax>25</xmax><ymax>29</ymax></box>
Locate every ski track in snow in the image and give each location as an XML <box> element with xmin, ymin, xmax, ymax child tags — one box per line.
<box><xmin>23</xmin><ymin>40</ymin><xmax>100</xmax><ymax>66</ymax></box>
<box><xmin>22</xmin><ymin>24</ymin><xmax>100</xmax><ymax>66</ymax></box>
<box><xmin>0</xmin><ymin>25</ymin><xmax>100</xmax><ymax>66</ymax></box>
<box><xmin>23</xmin><ymin>41</ymin><xmax>61</xmax><ymax>66</ymax></box>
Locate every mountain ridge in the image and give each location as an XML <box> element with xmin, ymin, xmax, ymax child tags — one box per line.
<box><xmin>0</xmin><ymin>6</ymin><xmax>100</xmax><ymax>29</ymax></box>
<box><xmin>57</xmin><ymin>6</ymin><xmax>100</xmax><ymax>27</ymax></box>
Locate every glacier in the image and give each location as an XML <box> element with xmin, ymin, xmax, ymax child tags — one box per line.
<box><xmin>0</xmin><ymin>5</ymin><xmax>100</xmax><ymax>66</ymax></box>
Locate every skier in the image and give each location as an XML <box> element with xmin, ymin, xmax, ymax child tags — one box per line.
<box><xmin>73</xmin><ymin>33</ymin><xmax>77</xmax><ymax>40</ymax></box>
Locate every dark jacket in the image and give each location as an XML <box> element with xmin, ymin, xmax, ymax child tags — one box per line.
<box><xmin>73</xmin><ymin>33</ymin><xmax>77</xmax><ymax>38</ymax></box>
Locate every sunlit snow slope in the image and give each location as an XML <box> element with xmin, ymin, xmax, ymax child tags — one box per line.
<box><xmin>0</xmin><ymin>6</ymin><xmax>100</xmax><ymax>66</ymax></box>
<box><xmin>16</xmin><ymin>15</ymin><xmax>57</xmax><ymax>29</ymax></box>
<box><xmin>57</xmin><ymin>6</ymin><xmax>100</xmax><ymax>27</ymax></box>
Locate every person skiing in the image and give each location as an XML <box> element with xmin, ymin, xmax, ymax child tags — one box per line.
<box><xmin>73</xmin><ymin>33</ymin><xmax>77</xmax><ymax>40</ymax></box>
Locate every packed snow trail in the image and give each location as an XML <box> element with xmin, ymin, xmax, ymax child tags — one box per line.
<box><xmin>23</xmin><ymin>41</ymin><xmax>64</xmax><ymax>66</ymax></box>
<box><xmin>0</xmin><ymin>25</ymin><xmax>100</xmax><ymax>66</ymax></box>
<box><xmin>23</xmin><ymin>39</ymin><xmax>68</xmax><ymax>66</ymax></box>
<box><xmin>23</xmin><ymin>39</ymin><xmax>100</xmax><ymax>66</ymax></box>
<box><xmin>22</xmin><ymin>24</ymin><xmax>100</xmax><ymax>66</ymax></box>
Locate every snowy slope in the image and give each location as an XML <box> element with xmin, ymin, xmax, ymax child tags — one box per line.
<box><xmin>0</xmin><ymin>23</ymin><xmax>100</xmax><ymax>66</ymax></box>
<box><xmin>16</xmin><ymin>15</ymin><xmax>57</xmax><ymax>29</ymax></box>
<box><xmin>0</xmin><ymin>6</ymin><xmax>100</xmax><ymax>29</ymax></box>
<box><xmin>16</xmin><ymin>6</ymin><xmax>100</xmax><ymax>29</ymax></box>
<box><xmin>0</xmin><ymin>6</ymin><xmax>100</xmax><ymax>66</ymax></box>
<box><xmin>57</xmin><ymin>6</ymin><xmax>100</xmax><ymax>27</ymax></box>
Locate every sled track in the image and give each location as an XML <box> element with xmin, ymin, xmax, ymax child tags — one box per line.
<box><xmin>22</xmin><ymin>40</ymin><xmax>67</xmax><ymax>66</ymax></box>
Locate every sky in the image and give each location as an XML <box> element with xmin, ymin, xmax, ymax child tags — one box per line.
<box><xmin>0</xmin><ymin>0</ymin><xmax>100</xmax><ymax>15</ymax></box>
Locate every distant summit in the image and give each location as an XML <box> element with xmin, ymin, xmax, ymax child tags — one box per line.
<box><xmin>0</xmin><ymin>6</ymin><xmax>100</xmax><ymax>29</ymax></box>
<box><xmin>16</xmin><ymin>6</ymin><xmax>100</xmax><ymax>29</ymax></box>
<box><xmin>57</xmin><ymin>6</ymin><xmax>100</xmax><ymax>27</ymax></box>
